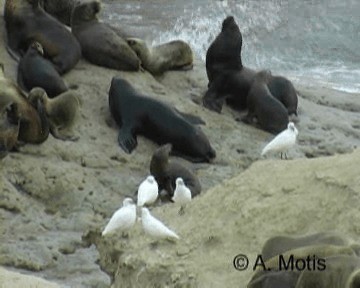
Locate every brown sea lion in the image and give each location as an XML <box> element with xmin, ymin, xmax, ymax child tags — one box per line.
<box><xmin>4</xmin><ymin>0</ymin><xmax>81</xmax><ymax>74</ymax></box>
<box><xmin>0</xmin><ymin>103</ymin><xmax>20</xmax><ymax>159</ymax></box>
<box><xmin>203</xmin><ymin>16</ymin><xmax>298</xmax><ymax>116</ymax></box>
<box><xmin>295</xmin><ymin>255</ymin><xmax>360</xmax><ymax>288</ymax></box>
<box><xmin>109</xmin><ymin>77</ymin><xmax>216</xmax><ymax>163</ymax></box>
<box><xmin>28</xmin><ymin>88</ymin><xmax>80</xmax><ymax>141</ymax></box>
<box><xmin>261</xmin><ymin>232</ymin><xmax>349</xmax><ymax>262</ymax></box>
<box><xmin>127</xmin><ymin>38</ymin><xmax>193</xmax><ymax>75</ymax></box>
<box><xmin>0</xmin><ymin>68</ymin><xmax>49</xmax><ymax>144</ymax></box>
<box><xmin>17</xmin><ymin>41</ymin><xmax>68</xmax><ymax>98</ymax></box>
<box><xmin>71</xmin><ymin>0</ymin><xmax>141</xmax><ymax>71</ymax></box>
<box><xmin>242</xmin><ymin>70</ymin><xmax>289</xmax><ymax>134</ymax></box>
<box><xmin>149</xmin><ymin>144</ymin><xmax>202</xmax><ymax>198</ymax></box>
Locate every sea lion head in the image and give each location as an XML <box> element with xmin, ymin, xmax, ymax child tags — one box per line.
<box><xmin>222</xmin><ymin>16</ymin><xmax>240</xmax><ymax>34</ymax></box>
<box><xmin>189</xmin><ymin>127</ymin><xmax>216</xmax><ymax>162</ymax></box>
<box><xmin>28</xmin><ymin>87</ymin><xmax>48</xmax><ymax>108</ymax></box>
<box><xmin>30</xmin><ymin>41</ymin><xmax>44</xmax><ymax>55</ymax></box>
<box><xmin>72</xmin><ymin>0</ymin><xmax>101</xmax><ymax>24</ymax></box>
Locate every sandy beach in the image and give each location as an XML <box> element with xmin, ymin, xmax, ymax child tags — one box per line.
<box><xmin>1</xmin><ymin>1</ymin><xmax>360</xmax><ymax>287</ymax></box>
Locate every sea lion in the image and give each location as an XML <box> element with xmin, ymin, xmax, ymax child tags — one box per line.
<box><xmin>150</xmin><ymin>144</ymin><xmax>202</xmax><ymax>198</ymax></box>
<box><xmin>108</xmin><ymin>77</ymin><xmax>216</xmax><ymax>163</ymax></box>
<box><xmin>247</xmin><ymin>270</ymin><xmax>300</xmax><ymax>288</ymax></box>
<box><xmin>0</xmin><ymin>103</ymin><xmax>20</xmax><ymax>159</ymax></box>
<box><xmin>41</xmin><ymin>0</ymin><xmax>76</xmax><ymax>26</ymax></box>
<box><xmin>205</xmin><ymin>16</ymin><xmax>242</xmax><ymax>84</ymax></box>
<box><xmin>71</xmin><ymin>0</ymin><xmax>141</xmax><ymax>71</ymax></box>
<box><xmin>127</xmin><ymin>38</ymin><xmax>193</xmax><ymax>75</ymax></box>
<box><xmin>243</xmin><ymin>70</ymin><xmax>289</xmax><ymax>134</ymax></box>
<box><xmin>295</xmin><ymin>255</ymin><xmax>360</xmax><ymax>288</ymax></box>
<box><xmin>4</xmin><ymin>0</ymin><xmax>81</xmax><ymax>74</ymax></box>
<box><xmin>261</xmin><ymin>232</ymin><xmax>349</xmax><ymax>261</ymax></box>
<box><xmin>203</xmin><ymin>16</ymin><xmax>298</xmax><ymax>116</ymax></box>
<box><xmin>0</xmin><ymin>69</ymin><xmax>49</xmax><ymax>144</ymax></box>
<box><xmin>17</xmin><ymin>41</ymin><xmax>68</xmax><ymax>97</ymax></box>
<box><xmin>28</xmin><ymin>87</ymin><xmax>80</xmax><ymax>141</ymax></box>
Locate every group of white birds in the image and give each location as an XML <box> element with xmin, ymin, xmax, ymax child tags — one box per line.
<box><xmin>101</xmin><ymin>122</ymin><xmax>298</xmax><ymax>240</ymax></box>
<box><xmin>102</xmin><ymin>176</ymin><xmax>192</xmax><ymax>240</ymax></box>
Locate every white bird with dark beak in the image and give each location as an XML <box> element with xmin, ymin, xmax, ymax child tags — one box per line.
<box><xmin>102</xmin><ymin>198</ymin><xmax>136</xmax><ymax>236</ymax></box>
<box><xmin>261</xmin><ymin>122</ymin><xmax>298</xmax><ymax>159</ymax></box>
<box><xmin>137</xmin><ymin>175</ymin><xmax>158</xmax><ymax>206</ymax></box>
<box><xmin>141</xmin><ymin>207</ymin><xmax>179</xmax><ymax>240</ymax></box>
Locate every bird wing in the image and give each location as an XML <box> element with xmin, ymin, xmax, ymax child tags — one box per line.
<box><xmin>102</xmin><ymin>206</ymin><xmax>135</xmax><ymax>235</ymax></box>
<box><xmin>261</xmin><ymin>131</ymin><xmax>294</xmax><ymax>155</ymax></box>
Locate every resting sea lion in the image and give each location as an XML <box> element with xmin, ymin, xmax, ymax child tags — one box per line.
<box><xmin>108</xmin><ymin>77</ymin><xmax>216</xmax><ymax>163</ymax></box>
<box><xmin>247</xmin><ymin>270</ymin><xmax>300</xmax><ymax>288</ymax></box>
<box><xmin>4</xmin><ymin>0</ymin><xmax>81</xmax><ymax>74</ymax></box>
<box><xmin>149</xmin><ymin>144</ymin><xmax>202</xmax><ymax>198</ymax></box>
<box><xmin>261</xmin><ymin>232</ymin><xmax>349</xmax><ymax>262</ymax></box>
<box><xmin>243</xmin><ymin>70</ymin><xmax>289</xmax><ymax>134</ymax></box>
<box><xmin>0</xmin><ymin>68</ymin><xmax>49</xmax><ymax>144</ymax></box>
<box><xmin>296</xmin><ymin>255</ymin><xmax>360</xmax><ymax>288</ymax></box>
<box><xmin>127</xmin><ymin>38</ymin><xmax>193</xmax><ymax>75</ymax></box>
<box><xmin>71</xmin><ymin>0</ymin><xmax>141</xmax><ymax>71</ymax></box>
<box><xmin>0</xmin><ymin>103</ymin><xmax>20</xmax><ymax>159</ymax></box>
<box><xmin>28</xmin><ymin>88</ymin><xmax>80</xmax><ymax>141</ymax></box>
<box><xmin>17</xmin><ymin>41</ymin><xmax>68</xmax><ymax>97</ymax></box>
<box><xmin>41</xmin><ymin>0</ymin><xmax>76</xmax><ymax>26</ymax></box>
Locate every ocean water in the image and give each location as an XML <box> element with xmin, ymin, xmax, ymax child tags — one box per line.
<box><xmin>102</xmin><ymin>0</ymin><xmax>360</xmax><ymax>93</ymax></box>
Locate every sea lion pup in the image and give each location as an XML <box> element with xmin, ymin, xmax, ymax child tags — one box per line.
<box><xmin>71</xmin><ymin>0</ymin><xmax>141</xmax><ymax>71</ymax></box>
<box><xmin>296</xmin><ymin>255</ymin><xmax>360</xmax><ymax>288</ymax></box>
<box><xmin>4</xmin><ymin>0</ymin><xmax>81</xmax><ymax>75</ymax></box>
<box><xmin>17</xmin><ymin>41</ymin><xmax>68</xmax><ymax>98</ymax></box>
<box><xmin>108</xmin><ymin>77</ymin><xmax>216</xmax><ymax>163</ymax></box>
<box><xmin>150</xmin><ymin>144</ymin><xmax>202</xmax><ymax>199</ymax></box>
<box><xmin>203</xmin><ymin>16</ymin><xmax>298</xmax><ymax>115</ymax></box>
<box><xmin>0</xmin><ymin>103</ymin><xmax>20</xmax><ymax>159</ymax></box>
<box><xmin>127</xmin><ymin>38</ymin><xmax>193</xmax><ymax>75</ymax></box>
<box><xmin>28</xmin><ymin>88</ymin><xmax>80</xmax><ymax>141</ymax></box>
<box><xmin>242</xmin><ymin>70</ymin><xmax>289</xmax><ymax>134</ymax></box>
<box><xmin>205</xmin><ymin>15</ymin><xmax>242</xmax><ymax>84</ymax></box>
<box><xmin>261</xmin><ymin>232</ymin><xmax>350</xmax><ymax>262</ymax></box>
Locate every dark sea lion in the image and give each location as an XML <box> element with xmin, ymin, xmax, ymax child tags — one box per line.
<box><xmin>205</xmin><ymin>16</ymin><xmax>242</xmax><ymax>84</ymax></box>
<box><xmin>150</xmin><ymin>144</ymin><xmax>202</xmax><ymax>198</ymax></box>
<box><xmin>108</xmin><ymin>77</ymin><xmax>216</xmax><ymax>163</ymax></box>
<box><xmin>0</xmin><ymin>69</ymin><xmax>49</xmax><ymax>144</ymax></box>
<box><xmin>295</xmin><ymin>255</ymin><xmax>360</xmax><ymax>288</ymax></box>
<box><xmin>71</xmin><ymin>1</ymin><xmax>141</xmax><ymax>71</ymax></box>
<box><xmin>4</xmin><ymin>0</ymin><xmax>81</xmax><ymax>74</ymax></box>
<box><xmin>127</xmin><ymin>38</ymin><xmax>193</xmax><ymax>75</ymax></box>
<box><xmin>41</xmin><ymin>0</ymin><xmax>76</xmax><ymax>26</ymax></box>
<box><xmin>28</xmin><ymin>88</ymin><xmax>80</xmax><ymax>141</ymax></box>
<box><xmin>203</xmin><ymin>16</ymin><xmax>298</xmax><ymax>116</ymax></box>
<box><xmin>17</xmin><ymin>41</ymin><xmax>68</xmax><ymax>98</ymax></box>
<box><xmin>0</xmin><ymin>103</ymin><xmax>20</xmax><ymax>159</ymax></box>
<box><xmin>261</xmin><ymin>232</ymin><xmax>349</xmax><ymax>262</ymax></box>
<box><xmin>243</xmin><ymin>70</ymin><xmax>289</xmax><ymax>134</ymax></box>
<box><xmin>247</xmin><ymin>270</ymin><xmax>300</xmax><ymax>288</ymax></box>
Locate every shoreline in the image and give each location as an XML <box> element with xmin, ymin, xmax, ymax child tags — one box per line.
<box><xmin>1</xmin><ymin>1</ymin><xmax>360</xmax><ymax>287</ymax></box>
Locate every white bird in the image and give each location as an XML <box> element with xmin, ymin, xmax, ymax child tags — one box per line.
<box><xmin>102</xmin><ymin>198</ymin><xmax>136</xmax><ymax>236</ymax></box>
<box><xmin>137</xmin><ymin>175</ymin><xmax>159</xmax><ymax>207</ymax></box>
<box><xmin>261</xmin><ymin>122</ymin><xmax>298</xmax><ymax>159</ymax></box>
<box><xmin>141</xmin><ymin>207</ymin><xmax>179</xmax><ymax>240</ymax></box>
<box><xmin>172</xmin><ymin>178</ymin><xmax>192</xmax><ymax>215</ymax></box>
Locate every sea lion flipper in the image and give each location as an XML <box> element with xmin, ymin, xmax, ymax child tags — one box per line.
<box><xmin>118</xmin><ymin>128</ymin><xmax>137</xmax><ymax>154</ymax></box>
